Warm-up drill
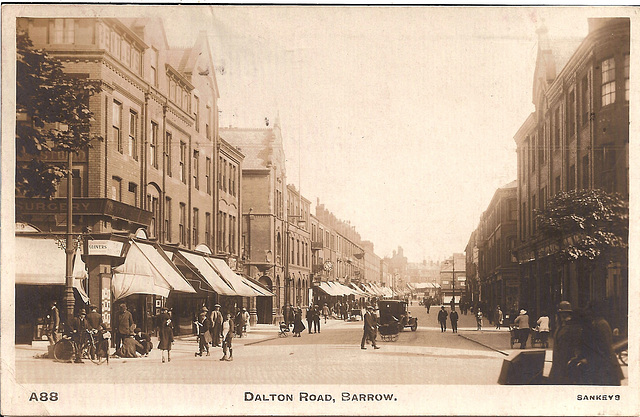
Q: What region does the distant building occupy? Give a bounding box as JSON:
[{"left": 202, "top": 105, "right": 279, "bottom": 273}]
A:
[{"left": 440, "top": 253, "right": 466, "bottom": 305}]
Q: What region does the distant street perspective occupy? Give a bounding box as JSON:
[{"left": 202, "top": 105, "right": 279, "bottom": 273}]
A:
[{"left": 11, "top": 9, "right": 629, "bottom": 389}]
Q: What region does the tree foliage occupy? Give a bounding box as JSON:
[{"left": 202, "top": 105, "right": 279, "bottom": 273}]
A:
[
  {"left": 16, "top": 30, "right": 101, "bottom": 198},
  {"left": 536, "top": 189, "right": 628, "bottom": 264}
]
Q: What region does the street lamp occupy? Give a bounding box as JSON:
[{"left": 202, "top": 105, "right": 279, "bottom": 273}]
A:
[{"left": 64, "top": 143, "right": 75, "bottom": 323}]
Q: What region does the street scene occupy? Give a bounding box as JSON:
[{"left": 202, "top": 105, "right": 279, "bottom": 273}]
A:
[{"left": 3, "top": 5, "right": 636, "bottom": 416}]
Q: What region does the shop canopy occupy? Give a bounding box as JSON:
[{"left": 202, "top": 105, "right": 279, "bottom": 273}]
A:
[
  {"left": 15, "top": 235, "right": 89, "bottom": 302},
  {"left": 349, "top": 283, "right": 369, "bottom": 297},
  {"left": 208, "top": 258, "right": 270, "bottom": 297},
  {"left": 317, "top": 282, "right": 340, "bottom": 296},
  {"left": 332, "top": 281, "right": 357, "bottom": 296},
  {"left": 112, "top": 240, "right": 195, "bottom": 300},
  {"left": 175, "top": 250, "right": 237, "bottom": 296}
]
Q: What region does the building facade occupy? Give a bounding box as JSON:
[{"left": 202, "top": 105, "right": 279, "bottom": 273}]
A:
[
  {"left": 513, "top": 18, "right": 629, "bottom": 331},
  {"left": 14, "top": 17, "right": 262, "bottom": 342},
  {"left": 286, "top": 184, "right": 312, "bottom": 308},
  {"left": 475, "top": 181, "right": 519, "bottom": 316},
  {"left": 222, "top": 124, "right": 287, "bottom": 324},
  {"left": 439, "top": 253, "right": 466, "bottom": 305}
]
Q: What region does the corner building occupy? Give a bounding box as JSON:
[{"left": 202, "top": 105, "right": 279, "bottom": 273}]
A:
[
  {"left": 15, "top": 17, "right": 248, "bottom": 340},
  {"left": 513, "top": 18, "right": 629, "bottom": 331}
]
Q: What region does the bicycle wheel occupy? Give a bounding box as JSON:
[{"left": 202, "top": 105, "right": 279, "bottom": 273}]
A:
[{"left": 53, "top": 339, "right": 74, "bottom": 361}]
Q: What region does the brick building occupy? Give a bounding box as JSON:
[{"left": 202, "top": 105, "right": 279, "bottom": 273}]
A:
[
  {"left": 513, "top": 18, "right": 629, "bottom": 330},
  {"left": 14, "top": 17, "right": 256, "bottom": 340}
]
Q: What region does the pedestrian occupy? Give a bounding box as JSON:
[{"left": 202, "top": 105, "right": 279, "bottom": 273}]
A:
[
  {"left": 115, "top": 303, "right": 134, "bottom": 351},
  {"left": 194, "top": 307, "right": 212, "bottom": 357},
  {"left": 292, "top": 307, "right": 305, "bottom": 337},
  {"left": 134, "top": 327, "right": 152, "bottom": 356},
  {"left": 157, "top": 307, "right": 174, "bottom": 363},
  {"left": 450, "top": 307, "right": 459, "bottom": 333},
  {"left": 69, "top": 308, "right": 88, "bottom": 363},
  {"left": 495, "top": 306, "right": 504, "bottom": 329},
  {"left": 210, "top": 304, "right": 223, "bottom": 347},
  {"left": 322, "top": 303, "right": 330, "bottom": 323},
  {"left": 86, "top": 304, "right": 104, "bottom": 331},
  {"left": 549, "top": 301, "right": 583, "bottom": 384},
  {"left": 220, "top": 313, "right": 234, "bottom": 361},
  {"left": 235, "top": 307, "right": 245, "bottom": 338},
  {"left": 513, "top": 309, "right": 530, "bottom": 349},
  {"left": 306, "top": 305, "right": 314, "bottom": 333},
  {"left": 242, "top": 308, "right": 250, "bottom": 333},
  {"left": 361, "top": 305, "right": 380, "bottom": 350},
  {"left": 476, "top": 310, "right": 483, "bottom": 330},
  {"left": 577, "top": 300, "right": 624, "bottom": 385},
  {"left": 44, "top": 300, "right": 60, "bottom": 345},
  {"left": 313, "top": 304, "right": 321, "bottom": 333},
  {"left": 536, "top": 311, "right": 550, "bottom": 348},
  {"left": 425, "top": 298, "right": 431, "bottom": 314},
  {"left": 438, "top": 306, "right": 448, "bottom": 332}
]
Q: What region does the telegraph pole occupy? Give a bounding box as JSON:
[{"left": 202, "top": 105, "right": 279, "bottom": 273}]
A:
[{"left": 64, "top": 151, "right": 75, "bottom": 322}]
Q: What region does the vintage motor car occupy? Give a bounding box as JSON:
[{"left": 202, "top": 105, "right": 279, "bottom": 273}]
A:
[{"left": 377, "top": 300, "right": 418, "bottom": 333}]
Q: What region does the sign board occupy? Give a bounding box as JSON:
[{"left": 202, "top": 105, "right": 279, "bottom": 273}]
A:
[
  {"left": 88, "top": 240, "right": 124, "bottom": 257},
  {"left": 101, "top": 281, "right": 111, "bottom": 325}
]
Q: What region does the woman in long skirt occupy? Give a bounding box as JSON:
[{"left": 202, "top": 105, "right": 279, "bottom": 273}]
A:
[
  {"left": 292, "top": 307, "right": 305, "bottom": 337},
  {"left": 157, "top": 307, "right": 174, "bottom": 363}
]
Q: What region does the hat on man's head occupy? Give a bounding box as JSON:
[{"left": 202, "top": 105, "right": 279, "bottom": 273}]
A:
[
  {"left": 214, "top": 304, "right": 221, "bottom": 308},
  {"left": 134, "top": 327, "right": 141, "bottom": 333},
  {"left": 520, "top": 309, "right": 526, "bottom": 315},
  {"left": 557, "top": 301, "right": 573, "bottom": 312},
  {"left": 200, "top": 306, "right": 209, "bottom": 313},
  {"left": 78, "top": 308, "right": 86, "bottom": 315}
]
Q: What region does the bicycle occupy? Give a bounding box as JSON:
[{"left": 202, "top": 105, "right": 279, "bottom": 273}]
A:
[{"left": 53, "top": 329, "right": 110, "bottom": 364}]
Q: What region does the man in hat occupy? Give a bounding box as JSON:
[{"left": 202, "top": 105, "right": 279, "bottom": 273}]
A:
[
  {"left": 69, "top": 308, "right": 88, "bottom": 363},
  {"left": 210, "top": 304, "right": 223, "bottom": 347},
  {"left": 195, "top": 306, "right": 212, "bottom": 356},
  {"left": 134, "top": 327, "right": 152, "bottom": 356},
  {"left": 549, "top": 301, "right": 583, "bottom": 384},
  {"left": 86, "top": 304, "right": 104, "bottom": 332},
  {"left": 220, "top": 313, "right": 235, "bottom": 361},
  {"left": 513, "top": 309, "right": 530, "bottom": 349},
  {"left": 361, "top": 305, "right": 380, "bottom": 350},
  {"left": 437, "top": 306, "right": 448, "bottom": 332},
  {"left": 115, "top": 302, "right": 134, "bottom": 351},
  {"left": 44, "top": 300, "right": 60, "bottom": 345}
]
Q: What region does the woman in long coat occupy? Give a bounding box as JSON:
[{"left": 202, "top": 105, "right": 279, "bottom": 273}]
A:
[
  {"left": 157, "top": 307, "right": 174, "bottom": 363},
  {"left": 292, "top": 307, "right": 305, "bottom": 337}
]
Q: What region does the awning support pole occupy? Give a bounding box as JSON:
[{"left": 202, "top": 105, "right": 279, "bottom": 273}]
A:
[{"left": 64, "top": 150, "right": 75, "bottom": 323}]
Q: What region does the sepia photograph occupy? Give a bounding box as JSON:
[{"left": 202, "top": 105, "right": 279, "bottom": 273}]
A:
[{"left": 1, "top": 4, "right": 638, "bottom": 416}]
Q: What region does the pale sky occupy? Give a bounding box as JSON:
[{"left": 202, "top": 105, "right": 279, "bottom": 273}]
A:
[{"left": 158, "top": 6, "right": 616, "bottom": 261}]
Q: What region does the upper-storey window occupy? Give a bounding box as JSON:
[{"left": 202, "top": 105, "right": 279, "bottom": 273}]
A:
[
  {"left": 132, "top": 48, "right": 141, "bottom": 75},
  {"left": 50, "top": 19, "right": 75, "bottom": 44},
  {"left": 110, "top": 31, "right": 121, "bottom": 58},
  {"left": 581, "top": 74, "right": 590, "bottom": 126},
  {"left": 568, "top": 89, "right": 576, "bottom": 138},
  {"left": 194, "top": 96, "right": 200, "bottom": 132},
  {"left": 113, "top": 100, "right": 123, "bottom": 153},
  {"left": 601, "top": 57, "right": 616, "bottom": 107},
  {"left": 150, "top": 48, "right": 158, "bottom": 87},
  {"left": 624, "top": 54, "right": 630, "bottom": 102}
]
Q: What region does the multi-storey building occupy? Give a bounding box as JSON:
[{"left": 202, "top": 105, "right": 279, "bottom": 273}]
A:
[
  {"left": 286, "top": 184, "right": 311, "bottom": 308},
  {"left": 513, "top": 18, "right": 629, "bottom": 330},
  {"left": 473, "top": 181, "right": 519, "bottom": 315},
  {"left": 15, "top": 17, "right": 253, "bottom": 339},
  {"left": 222, "top": 123, "right": 287, "bottom": 323},
  {"left": 439, "top": 253, "right": 466, "bottom": 305},
  {"left": 361, "top": 240, "right": 381, "bottom": 286}
]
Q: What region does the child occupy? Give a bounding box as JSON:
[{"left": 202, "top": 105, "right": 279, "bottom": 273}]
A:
[{"left": 194, "top": 307, "right": 212, "bottom": 357}]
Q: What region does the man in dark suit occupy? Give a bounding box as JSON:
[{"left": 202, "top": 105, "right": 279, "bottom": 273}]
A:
[
  {"left": 361, "top": 306, "right": 380, "bottom": 350},
  {"left": 306, "top": 305, "right": 314, "bottom": 334},
  {"left": 438, "top": 306, "right": 448, "bottom": 332},
  {"left": 115, "top": 303, "right": 134, "bottom": 350},
  {"left": 450, "top": 307, "right": 459, "bottom": 333}
]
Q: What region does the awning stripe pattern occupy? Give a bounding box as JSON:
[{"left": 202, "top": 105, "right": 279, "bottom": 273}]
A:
[
  {"left": 112, "top": 240, "right": 195, "bottom": 300},
  {"left": 208, "top": 258, "right": 268, "bottom": 297},
  {"left": 176, "top": 250, "right": 236, "bottom": 296}
]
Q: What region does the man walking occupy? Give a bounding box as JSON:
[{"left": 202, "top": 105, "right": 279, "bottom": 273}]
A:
[
  {"left": 306, "top": 305, "right": 314, "bottom": 333},
  {"left": 450, "top": 307, "right": 459, "bottom": 333},
  {"left": 210, "top": 304, "right": 223, "bottom": 347},
  {"left": 313, "top": 304, "right": 321, "bottom": 333},
  {"left": 438, "top": 306, "right": 448, "bottom": 332},
  {"left": 361, "top": 306, "right": 380, "bottom": 350},
  {"left": 44, "top": 300, "right": 60, "bottom": 345},
  {"left": 513, "top": 309, "right": 530, "bottom": 349},
  {"left": 220, "top": 313, "right": 234, "bottom": 361},
  {"left": 115, "top": 303, "right": 134, "bottom": 351}
]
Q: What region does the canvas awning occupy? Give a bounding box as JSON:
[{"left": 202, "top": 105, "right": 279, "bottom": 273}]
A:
[
  {"left": 112, "top": 240, "right": 195, "bottom": 300},
  {"left": 349, "top": 283, "right": 368, "bottom": 297},
  {"left": 176, "top": 250, "right": 237, "bottom": 296},
  {"left": 317, "top": 282, "right": 340, "bottom": 296},
  {"left": 15, "top": 236, "right": 89, "bottom": 301},
  {"left": 208, "top": 258, "right": 266, "bottom": 297}
]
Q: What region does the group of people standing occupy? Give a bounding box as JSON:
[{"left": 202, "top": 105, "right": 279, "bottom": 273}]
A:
[
  {"left": 436, "top": 305, "right": 460, "bottom": 333},
  {"left": 194, "top": 304, "right": 247, "bottom": 361}
]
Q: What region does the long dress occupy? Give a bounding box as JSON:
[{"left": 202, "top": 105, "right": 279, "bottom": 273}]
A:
[
  {"left": 158, "top": 313, "right": 174, "bottom": 351},
  {"left": 292, "top": 311, "right": 305, "bottom": 335}
]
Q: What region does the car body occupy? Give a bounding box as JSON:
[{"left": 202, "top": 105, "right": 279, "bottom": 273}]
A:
[{"left": 377, "top": 300, "right": 418, "bottom": 332}]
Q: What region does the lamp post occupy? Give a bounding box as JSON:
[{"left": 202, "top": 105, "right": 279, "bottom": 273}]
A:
[{"left": 64, "top": 148, "right": 75, "bottom": 323}]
